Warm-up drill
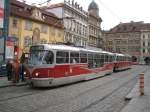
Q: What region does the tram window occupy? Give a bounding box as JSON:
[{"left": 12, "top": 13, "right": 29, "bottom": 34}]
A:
[
  {"left": 56, "top": 51, "right": 69, "bottom": 64},
  {"left": 94, "top": 54, "right": 101, "bottom": 67},
  {"left": 88, "top": 54, "right": 94, "bottom": 68},
  {"left": 119, "top": 56, "right": 121, "bottom": 61},
  {"left": 108, "top": 55, "right": 110, "bottom": 62},
  {"left": 112, "top": 56, "right": 114, "bottom": 61},
  {"left": 80, "top": 53, "right": 87, "bottom": 63},
  {"left": 43, "top": 51, "right": 54, "bottom": 64},
  {"left": 117, "top": 56, "right": 119, "bottom": 61},
  {"left": 105, "top": 55, "right": 109, "bottom": 62},
  {"left": 109, "top": 55, "right": 112, "bottom": 62},
  {"left": 70, "top": 52, "right": 79, "bottom": 63},
  {"left": 100, "top": 54, "right": 104, "bottom": 66}
]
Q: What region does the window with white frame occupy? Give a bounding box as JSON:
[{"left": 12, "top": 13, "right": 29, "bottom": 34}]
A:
[
  {"left": 25, "top": 21, "right": 33, "bottom": 31},
  {"left": 24, "top": 36, "right": 32, "bottom": 47},
  {"left": 12, "top": 18, "right": 18, "bottom": 28},
  {"left": 148, "top": 42, "right": 150, "bottom": 46},
  {"left": 41, "top": 25, "right": 48, "bottom": 33}
]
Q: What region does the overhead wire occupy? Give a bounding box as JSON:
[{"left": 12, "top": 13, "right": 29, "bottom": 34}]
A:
[{"left": 96, "top": 0, "right": 122, "bottom": 22}]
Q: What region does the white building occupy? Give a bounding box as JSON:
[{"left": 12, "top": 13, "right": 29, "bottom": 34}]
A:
[
  {"left": 88, "top": 0, "right": 102, "bottom": 47},
  {"left": 45, "top": 0, "right": 88, "bottom": 46}
]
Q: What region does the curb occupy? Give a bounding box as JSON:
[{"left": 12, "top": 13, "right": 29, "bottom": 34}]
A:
[
  {"left": 0, "top": 84, "right": 14, "bottom": 88},
  {"left": 125, "top": 81, "right": 139, "bottom": 101},
  {"left": 0, "top": 82, "right": 28, "bottom": 88},
  {"left": 15, "top": 82, "right": 28, "bottom": 87}
]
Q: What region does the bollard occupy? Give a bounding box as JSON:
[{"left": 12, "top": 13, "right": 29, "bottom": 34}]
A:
[{"left": 139, "top": 73, "right": 144, "bottom": 96}]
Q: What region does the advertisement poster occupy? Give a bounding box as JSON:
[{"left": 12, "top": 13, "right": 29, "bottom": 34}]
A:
[
  {"left": 0, "top": 0, "right": 4, "bottom": 28},
  {"left": 5, "top": 41, "right": 14, "bottom": 59}
]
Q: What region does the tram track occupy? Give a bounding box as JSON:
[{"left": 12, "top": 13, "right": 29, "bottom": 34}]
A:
[
  {"left": 73, "top": 66, "right": 146, "bottom": 99},
  {"left": 74, "top": 74, "right": 138, "bottom": 112},
  {"left": 73, "top": 66, "right": 150, "bottom": 112},
  {"left": 0, "top": 65, "right": 147, "bottom": 103},
  {"left": 0, "top": 66, "right": 139, "bottom": 102},
  {"left": 28, "top": 66, "right": 149, "bottom": 112}
]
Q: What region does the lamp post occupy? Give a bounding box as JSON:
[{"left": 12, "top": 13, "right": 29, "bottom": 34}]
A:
[{"left": 3, "top": 0, "right": 10, "bottom": 62}]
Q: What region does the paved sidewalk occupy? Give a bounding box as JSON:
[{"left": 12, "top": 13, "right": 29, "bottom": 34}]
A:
[
  {"left": 121, "top": 69, "right": 150, "bottom": 112},
  {"left": 0, "top": 77, "right": 28, "bottom": 88}
]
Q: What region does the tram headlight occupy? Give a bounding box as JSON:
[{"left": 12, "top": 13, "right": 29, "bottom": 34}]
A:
[
  {"left": 35, "top": 73, "right": 39, "bottom": 77},
  {"left": 24, "top": 72, "right": 26, "bottom": 75}
]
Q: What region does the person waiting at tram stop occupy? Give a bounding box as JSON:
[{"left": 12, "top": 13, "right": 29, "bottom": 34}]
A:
[
  {"left": 11, "top": 57, "right": 20, "bottom": 83},
  {"left": 6, "top": 59, "right": 13, "bottom": 81},
  {"left": 19, "top": 53, "right": 26, "bottom": 82}
]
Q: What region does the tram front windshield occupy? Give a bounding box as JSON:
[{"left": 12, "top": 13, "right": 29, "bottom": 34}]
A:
[{"left": 28, "top": 50, "right": 54, "bottom": 65}]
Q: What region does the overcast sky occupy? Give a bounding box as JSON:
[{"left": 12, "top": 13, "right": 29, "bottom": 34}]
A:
[{"left": 25, "top": 0, "right": 150, "bottom": 30}]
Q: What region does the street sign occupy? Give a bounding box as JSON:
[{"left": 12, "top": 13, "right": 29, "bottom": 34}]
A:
[{"left": 0, "top": 0, "right": 4, "bottom": 28}]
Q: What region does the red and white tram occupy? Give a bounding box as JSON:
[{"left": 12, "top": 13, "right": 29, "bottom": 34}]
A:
[
  {"left": 24, "top": 44, "right": 132, "bottom": 87},
  {"left": 113, "top": 53, "right": 132, "bottom": 71}
]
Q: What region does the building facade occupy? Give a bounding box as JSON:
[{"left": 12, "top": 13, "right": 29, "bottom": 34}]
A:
[
  {"left": 9, "top": 0, "right": 64, "bottom": 59},
  {"left": 103, "top": 21, "right": 150, "bottom": 62},
  {"left": 88, "top": 0, "right": 102, "bottom": 48},
  {"left": 46, "top": 0, "right": 88, "bottom": 46}
]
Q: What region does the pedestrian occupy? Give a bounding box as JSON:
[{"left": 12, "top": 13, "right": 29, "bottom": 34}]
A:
[
  {"left": 12, "top": 58, "right": 19, "bottom": 83},
  {"left": 19, "top": 53, "right": 25, "bottom": 82},
  {"left": 6, "top": 60, "right": 13, "bottom": 81}
]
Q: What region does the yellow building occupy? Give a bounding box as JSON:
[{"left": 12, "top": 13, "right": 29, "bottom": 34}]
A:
[{"left": 8, "top": 0, "right": 64, "bottom": 59}]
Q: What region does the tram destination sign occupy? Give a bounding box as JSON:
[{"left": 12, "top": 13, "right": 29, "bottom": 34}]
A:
[
  {"left": 30, "top": 45, "right": 44, "bottom": 51},
  {"left": 0, "top": 0, "right": 4, "bottom": 28}
]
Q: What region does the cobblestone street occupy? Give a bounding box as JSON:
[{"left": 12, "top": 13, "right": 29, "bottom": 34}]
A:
[{"left": 0, "top": 65, "right": 149, "bottom": 112}]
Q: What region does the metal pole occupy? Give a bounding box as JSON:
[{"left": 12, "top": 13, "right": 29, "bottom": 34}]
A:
[{"left": 3, "top": 0, "right": 10, "bottom": 62}]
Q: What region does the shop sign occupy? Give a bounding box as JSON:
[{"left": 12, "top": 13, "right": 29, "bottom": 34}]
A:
[{"left": 0, "top": 0, "right": 4, "bottom": 28}]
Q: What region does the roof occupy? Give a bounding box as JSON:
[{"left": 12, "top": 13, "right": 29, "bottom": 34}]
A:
[
  {"left": 10, "top": 0, "right": 63, "bottom": 29},
  {"left": 108, "top": 21, "right": 150, "bottom": 33},
  {"left": 45, "top": 3, "right": 64, "bottom": 9},
  {"left": 88, "top": 0, "right": 99, "bottom": 10}
]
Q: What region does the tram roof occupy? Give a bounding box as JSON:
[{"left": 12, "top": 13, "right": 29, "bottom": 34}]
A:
[
  {"left": 43, "top": 44, "right": 80, "bottom": 51},
  {"left": 114, "top": 53, "right": 124, "bottom": 56},
  {"left": 35, "top": 44, "right": 116, "bottom": 55},
  {"left": 41, "top": 44, "right": 104, "bottom": 53},
  {"left": 124, "top": 54, "right": 132, "bottom": 57},
  {"left": 101, "top": 51, "right": 114, "bottom": 55}
]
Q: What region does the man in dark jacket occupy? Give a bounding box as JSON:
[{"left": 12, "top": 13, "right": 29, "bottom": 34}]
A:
[
  {"left": 6, "top": 60, "right": 13, "bottom": 81},
  {"left": 20, "top": 53, "right": 26, "bottom": 82}
]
